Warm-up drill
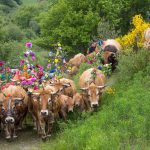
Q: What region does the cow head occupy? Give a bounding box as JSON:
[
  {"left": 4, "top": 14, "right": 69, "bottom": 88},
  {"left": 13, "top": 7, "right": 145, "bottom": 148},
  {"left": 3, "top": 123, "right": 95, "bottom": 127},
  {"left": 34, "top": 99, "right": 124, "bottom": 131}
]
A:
[
  {"left": 67, "top": 97, "right": 75, "bottom": 113},
  {"left": 49, "top": 81, "right": 71, "bottom": 94},
  {"left": 31, "top": 90, "right": 58, "bottom": 118},
  {"left": 80, "top": 83, "right": 105, "bottom": 108},
  {"left": 73, "top": 93, "right": 82, "bottom": 107},
  {"left": 0, "top": 96, "right": 24, "bottom": 140}
]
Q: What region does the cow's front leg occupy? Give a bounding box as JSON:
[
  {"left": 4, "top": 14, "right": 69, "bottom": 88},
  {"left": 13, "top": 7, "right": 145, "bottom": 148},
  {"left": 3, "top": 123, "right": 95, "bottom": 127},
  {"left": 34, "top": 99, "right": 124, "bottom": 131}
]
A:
[{"left": 4, "top": 125, "right": 11, "bottom": 140}]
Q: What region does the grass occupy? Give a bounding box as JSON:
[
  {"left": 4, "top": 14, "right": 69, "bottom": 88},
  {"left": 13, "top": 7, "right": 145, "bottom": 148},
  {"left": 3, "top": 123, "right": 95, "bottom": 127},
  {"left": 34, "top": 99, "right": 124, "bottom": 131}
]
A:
[{"left": 40, "top": 49, "right": 150, "bottom": 150}]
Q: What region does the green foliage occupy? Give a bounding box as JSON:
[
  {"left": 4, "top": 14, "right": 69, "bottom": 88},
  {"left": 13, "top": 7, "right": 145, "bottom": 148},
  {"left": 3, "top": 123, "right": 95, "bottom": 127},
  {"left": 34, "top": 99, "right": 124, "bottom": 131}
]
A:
[
  {"left": 37, "top": 0, "right": 149, "bottom": 55},
  {"left": 15, "top": 5, "right": 41, "bottom": 28},
  {"left": 116, "top": 49, "right": 150, "bottom": 83},
  {"left": 1, "top": 24, "right": 25, "bottom": 41},
  {"left": 37, "top": 0, "right": 100, "bottom": 55},
  {"left": 41, "top": 49, "right": 150, "bottom": 149},
  {"left": 0, "top": 41, "right": 25, "bottom": 67},
  {"left": 97, "top": 18, "right": 121, "bottom": 40}
]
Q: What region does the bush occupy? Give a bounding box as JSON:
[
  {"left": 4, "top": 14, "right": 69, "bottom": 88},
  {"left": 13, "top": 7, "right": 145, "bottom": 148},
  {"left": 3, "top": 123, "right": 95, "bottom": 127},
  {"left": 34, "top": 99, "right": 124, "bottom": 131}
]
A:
[
  {"left": 1, "top": 24, "right": 25, "bottom": 41},
  {"left": 116, "top": 48, "right": 150, "bottom": 83},
  {"left": 97, "top": 18, "right": 121, "bottom": 40}
]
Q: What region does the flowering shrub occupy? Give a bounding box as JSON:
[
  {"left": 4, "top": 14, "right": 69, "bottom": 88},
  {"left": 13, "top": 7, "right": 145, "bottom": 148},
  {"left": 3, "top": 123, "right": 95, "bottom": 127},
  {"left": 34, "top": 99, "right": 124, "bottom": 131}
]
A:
[{"left": 116, "top": 15, "right": 150, "bottom": 51}]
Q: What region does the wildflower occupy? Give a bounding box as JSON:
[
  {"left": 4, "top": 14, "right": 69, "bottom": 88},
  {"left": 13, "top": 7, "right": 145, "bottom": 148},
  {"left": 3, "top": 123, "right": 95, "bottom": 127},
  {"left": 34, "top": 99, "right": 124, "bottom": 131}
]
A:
[
  {"left": 106, "top": 87, "right": 115, "bottom": 95},
  {"left": 54, "top": 59, "right": 59, "bottom": 63},
  {"left": 47, "top": 63, "right": 51, "bottom": 68},
  {"left": 25, "top": 42, "right": 32, "bottom": 48},
  {"left": 20, "top": 60, "right": 25, "bottom": 66},
  {"left": 32, "top": 56, "right": 36, "bottom": 61}
]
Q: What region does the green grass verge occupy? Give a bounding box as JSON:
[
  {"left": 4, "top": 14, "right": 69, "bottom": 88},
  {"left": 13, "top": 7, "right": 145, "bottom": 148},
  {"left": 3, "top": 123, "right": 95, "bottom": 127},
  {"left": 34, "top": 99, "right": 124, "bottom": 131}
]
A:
[{"left": 41, "top": 49, "right": 150, "bottom": 150}]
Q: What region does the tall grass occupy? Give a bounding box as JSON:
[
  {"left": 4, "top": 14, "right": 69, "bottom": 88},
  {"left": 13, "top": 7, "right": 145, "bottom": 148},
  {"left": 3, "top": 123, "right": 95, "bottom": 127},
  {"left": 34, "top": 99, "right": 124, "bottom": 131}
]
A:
[{"left": 41, "top": 49, "right": 150, "bottom": 150}]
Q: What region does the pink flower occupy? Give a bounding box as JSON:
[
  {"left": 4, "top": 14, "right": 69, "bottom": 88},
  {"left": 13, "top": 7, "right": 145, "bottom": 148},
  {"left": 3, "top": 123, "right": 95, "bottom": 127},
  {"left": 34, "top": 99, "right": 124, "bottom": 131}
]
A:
[
  {"left": 34, "top": 86, "right": 38, "bottom": 90},
  {"left": 27, "top": 80, "right": 33, "bottom": 85},
  {"left": 21, "top": 81, "right": 27, "bottom": 85},
  {"left": 31, "top": 77, "right": 36, "bottom": 82},
  {"left": 47, "top": 63, "right": 51, "bottom": 68},
  {"left": 25, "top": 42, "right": 32, "bottom": 48},
  {"left": 32, "top": 56, "right": 36, "bottom": 61},
  {"left": 39, "top": 67, "right": 43, "bottom": 72},
  {"left": 20, "top": 60, "right": 25, "bottom": 66}
]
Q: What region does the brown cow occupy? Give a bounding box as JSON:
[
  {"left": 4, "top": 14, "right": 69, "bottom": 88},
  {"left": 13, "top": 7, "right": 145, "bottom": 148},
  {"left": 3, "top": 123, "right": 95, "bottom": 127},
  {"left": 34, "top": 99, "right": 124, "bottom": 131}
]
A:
[
  {"left": 52, "top": 94, "right": 75, "bottom": 121},
  {"left": 73, "top": 93, "right": 87, "bottom": 112},
  {"left": 144, "top": 28, "right": 150, "bottom": 50},
  {"left": 68, "top": 66, "right": 79, "bottom": 76},
  {"left": 79, "top": 68, "right": 106, "bottom": 110},
  {"left": 28, "top": 88, "right": 55, "bottom": 140},
  {"left": 48, "top": 78, "right": 76, "bottom": 97},
  {"left": 0, "top": 85, "right": 28, "bottom": 140},
  {"left": 68, "top": 53, "right": 86, "bottom": 67},
  {"left": 59, "top": 78, "right": 76, "bottom": 97}
]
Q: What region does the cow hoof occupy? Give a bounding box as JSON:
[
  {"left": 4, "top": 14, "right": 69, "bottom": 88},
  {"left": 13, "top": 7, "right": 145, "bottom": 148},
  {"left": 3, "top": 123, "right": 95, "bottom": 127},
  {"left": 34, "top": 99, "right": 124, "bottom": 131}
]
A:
[
  {"left": 33, "top": 127, "right": 37, "bottom": 130},
  {"left": 6, "top": 135, "right": 11, "bottom": 140},
  {"left": 17, "top": 127, "right": 23, "bottom": 130},
  {"left": 47, "top": 134, "right": 51, "bottom": 137},
  {"left": 13, "top": 135, "right": 18, "bottom": 139},
  {"left": 42, "top": 136, "right": 47, "bottom": 142}
]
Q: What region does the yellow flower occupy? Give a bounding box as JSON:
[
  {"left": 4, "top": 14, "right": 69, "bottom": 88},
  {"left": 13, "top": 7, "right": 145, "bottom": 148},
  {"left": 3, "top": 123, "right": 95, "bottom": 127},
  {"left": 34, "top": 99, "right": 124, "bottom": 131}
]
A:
[
  {"left": 45, "top": 73, "right": 49, "bottom": 78},
  {"left": 54, "top": 59, "right": 59, "bottom": 63},
  {"left": 23, "top": 65, "right": 27, "bottom": 71},
  {"left": 58, "top": 43, "right": 61, "bottom": 47},
  {"left": 106, "top": 87, "right": 115, "bottom": 95},
  {"left": 116, "top": 14, "right": 150, "bottom": 52}
]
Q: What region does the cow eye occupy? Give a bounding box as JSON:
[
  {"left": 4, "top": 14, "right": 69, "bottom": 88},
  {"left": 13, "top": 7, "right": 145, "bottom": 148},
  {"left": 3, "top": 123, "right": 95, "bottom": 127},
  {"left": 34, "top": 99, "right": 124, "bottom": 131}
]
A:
[
  {"left": 48, "top": 98, "right": 52, "bottom": 104},
  {"left": 1, "top": 107, "right": 5, "bottom": 113}
]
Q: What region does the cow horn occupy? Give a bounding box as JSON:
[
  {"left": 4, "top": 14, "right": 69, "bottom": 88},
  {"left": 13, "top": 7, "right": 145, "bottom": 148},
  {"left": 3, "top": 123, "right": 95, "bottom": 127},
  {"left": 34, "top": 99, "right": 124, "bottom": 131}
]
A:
[
  {"left": 63, "top": 83, "right": 71, "bottom": 87},
  {"left": 32, "top": 93, "right": 40, "bottom": 96},
  {"left": 80, "top": 87, "right": 88, "bottom": 91},
  {"left": 13, "top": 97, "right": 25, "bottom": 101},
  {"left": 97, "top": 85, "right": 106, "bottom": 89}
]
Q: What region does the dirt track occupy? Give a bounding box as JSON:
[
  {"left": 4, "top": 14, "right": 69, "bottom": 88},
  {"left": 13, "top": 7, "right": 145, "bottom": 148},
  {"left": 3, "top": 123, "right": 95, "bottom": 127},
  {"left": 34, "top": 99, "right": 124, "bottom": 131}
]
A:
[{"left": 0, "top": 125, "right": 42, "bottom": 150}]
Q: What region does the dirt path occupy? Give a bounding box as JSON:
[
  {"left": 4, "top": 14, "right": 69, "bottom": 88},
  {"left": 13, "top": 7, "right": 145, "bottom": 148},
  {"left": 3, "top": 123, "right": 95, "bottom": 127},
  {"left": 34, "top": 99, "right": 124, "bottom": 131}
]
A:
[{"left": 0, "top": 125, "right": 42, "bottom": 150}]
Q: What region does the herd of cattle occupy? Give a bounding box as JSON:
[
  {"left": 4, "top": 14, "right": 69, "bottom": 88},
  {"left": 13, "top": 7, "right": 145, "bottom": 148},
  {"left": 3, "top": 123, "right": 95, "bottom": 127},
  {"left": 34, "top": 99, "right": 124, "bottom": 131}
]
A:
[
  {"left": 0, "top": 28, "right": 149, "bottom": 141},
  {"left": 0, "top": 69, "right": 106, "bottom": 141}
]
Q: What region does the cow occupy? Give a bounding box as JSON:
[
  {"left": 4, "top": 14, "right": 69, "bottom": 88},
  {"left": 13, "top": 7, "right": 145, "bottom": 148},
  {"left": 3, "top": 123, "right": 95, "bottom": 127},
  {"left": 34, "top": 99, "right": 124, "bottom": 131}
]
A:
[
  {"left": 101, "top": 39, "right": 121, "bottom": 71},
  {"left": 28, "top": 88, "right": 55, "bottom": 141},
  {"left": 0, "top": 93, "right": 5, "bottom": 133},
  {"left": 68, "top": 53, "right": 86, "bottom": 68},
  {"left": 102, "top": 39, "right": 122, "bottom": 52},
  {"left": 48, "top": 78, "right": 76, "bottom": 97},
  {"left": 68, "top": 66, "right": 79, "bottom": 76},
  {"left": 144, "top": 28, "right": 150, "bottom": 50},
  {"left": 59, "top": 78, "right": 76, "bottom": 97},
  {"left": 52, "top": 93, "right": 75, "bottom": 121},
  {"left": 79, "top": 68, "right": 106, "bottom": 110},
  {"left": 73, "top": 93, "right": 87, "bottom": 112},
  {"left": 102, "top": 51, "right": 118, "bottom": 71},
  {"left": 0, "top": 85, "right": 28, "bottom": 140}
]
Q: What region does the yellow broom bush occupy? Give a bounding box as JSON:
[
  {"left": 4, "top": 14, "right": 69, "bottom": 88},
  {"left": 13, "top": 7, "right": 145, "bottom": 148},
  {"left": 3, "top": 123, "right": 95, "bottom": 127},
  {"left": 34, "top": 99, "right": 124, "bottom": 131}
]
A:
[{"left": 116, "top": 15, "right": 150, "bottom": 51}]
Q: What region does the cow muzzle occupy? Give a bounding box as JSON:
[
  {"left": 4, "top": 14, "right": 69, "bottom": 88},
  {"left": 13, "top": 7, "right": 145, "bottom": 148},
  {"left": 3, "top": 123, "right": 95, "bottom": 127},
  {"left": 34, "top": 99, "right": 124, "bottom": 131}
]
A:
[
  {"left": 41, "top": 110, "right": 49, "bottom": 116},
  {"left": 91, "top": 102, "right": 99, "bottom": 108},
  {"left": 68, "top": 108, "right": 73, "bottom": 113},
  {"left": 5, "top": 116, "right": 15, "bottom": 124},
  {"left": 75, "top": 103, "right": 80, "bottom": 107}
]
